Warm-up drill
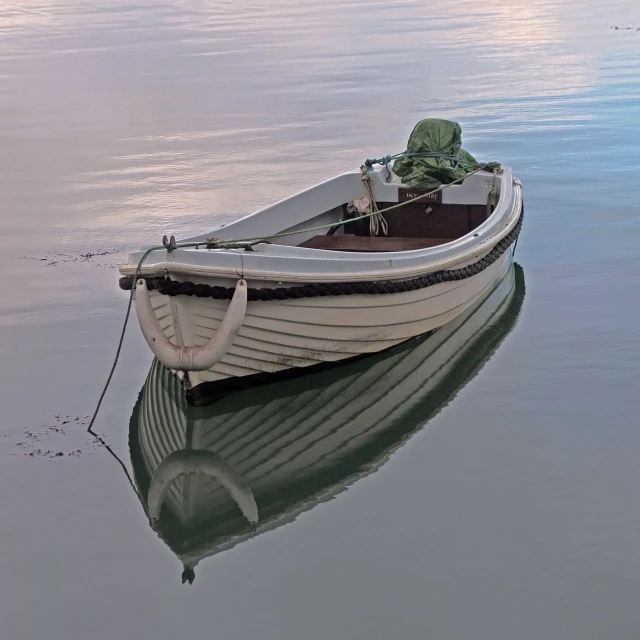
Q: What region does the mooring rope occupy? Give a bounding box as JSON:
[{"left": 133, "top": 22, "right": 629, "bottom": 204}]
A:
[{"left": 87, "top": 244, "right": 165, "bottom": 431}]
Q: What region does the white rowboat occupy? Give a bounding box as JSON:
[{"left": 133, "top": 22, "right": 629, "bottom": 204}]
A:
[{"left": 119, "top": 160, "right": 523, "bottom": 404}]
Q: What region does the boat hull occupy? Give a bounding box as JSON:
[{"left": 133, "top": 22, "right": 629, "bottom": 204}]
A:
[{"left": 145, "top": 246, "right": 514, "bottom": 400}]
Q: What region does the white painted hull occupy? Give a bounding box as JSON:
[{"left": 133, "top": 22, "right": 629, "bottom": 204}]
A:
[{"left": 149, "top": 248, "right": 514, "bottom": 388}]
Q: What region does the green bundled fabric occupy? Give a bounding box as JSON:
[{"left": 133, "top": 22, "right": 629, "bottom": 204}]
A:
[{"left": 392, "top": 118, "right": 478, "bottom": 191}]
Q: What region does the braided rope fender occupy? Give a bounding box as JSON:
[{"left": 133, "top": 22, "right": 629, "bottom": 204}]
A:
[{"left": 120, "top": 205, "right": 523, "bottom": 301}]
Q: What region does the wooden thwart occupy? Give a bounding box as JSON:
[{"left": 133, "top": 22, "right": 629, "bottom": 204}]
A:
[{"left": 299, "top": 235, "right": 455, "bottom": 252}]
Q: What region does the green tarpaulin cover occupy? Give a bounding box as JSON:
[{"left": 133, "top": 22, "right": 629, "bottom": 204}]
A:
[{"left": 392, "top": 118, "right": 478, "bottom": 191}]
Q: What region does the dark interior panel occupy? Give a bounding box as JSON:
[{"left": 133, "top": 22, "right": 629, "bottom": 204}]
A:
[{"left": 298, "top": 201, "right": 490, "bottom": 252}]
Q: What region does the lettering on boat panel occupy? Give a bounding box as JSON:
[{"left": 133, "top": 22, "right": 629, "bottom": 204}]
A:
[
  {"left": 398, "top": 187, "right": 443, "bottom": 204},
  {"left": 481, "top": 177, "right": 495, "bottom": 189}
]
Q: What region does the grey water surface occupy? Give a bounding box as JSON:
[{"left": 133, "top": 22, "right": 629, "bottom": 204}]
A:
[{"left": 1, "top": 1, "right": 640, "bottom": 638}]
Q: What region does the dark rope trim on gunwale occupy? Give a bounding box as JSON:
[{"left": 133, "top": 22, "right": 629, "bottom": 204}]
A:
[{"left": 120, "top": 206, "right": 523, "bottom": 301}]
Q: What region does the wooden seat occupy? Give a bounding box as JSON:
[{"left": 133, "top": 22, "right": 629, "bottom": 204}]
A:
[{"left": 299, "top": 235, "right": 454, "bottom": 252}]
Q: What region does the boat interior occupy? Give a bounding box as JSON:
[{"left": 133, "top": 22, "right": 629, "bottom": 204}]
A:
[
  {"left": 277, "top": 171, "right": 503, "bottom": 253},
  {"left": 179, "top": 169, "right": 504, "bottom": 255},
  {"left": 299, "top": 197, "right": 494, "bottom": 252}
]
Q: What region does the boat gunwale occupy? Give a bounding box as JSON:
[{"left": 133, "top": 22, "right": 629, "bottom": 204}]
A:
[
  {"left": 120, "top": 183, "right": 521, "bottom": 284},
  {"left": 119, "top": 164, "right": 521, "bottom": 284}
]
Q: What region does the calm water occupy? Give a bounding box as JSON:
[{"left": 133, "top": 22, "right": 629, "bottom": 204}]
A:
[{"left": 2, "top": 0, "right": 640, "bottom": 637}]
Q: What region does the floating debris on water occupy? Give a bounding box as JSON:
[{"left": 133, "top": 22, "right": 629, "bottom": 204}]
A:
[
  {"left": 9, "top": 414, "right": 106, "bottom": 459},
  {"left": 20, "top": 248, "right": 122, "bottom": 268}
]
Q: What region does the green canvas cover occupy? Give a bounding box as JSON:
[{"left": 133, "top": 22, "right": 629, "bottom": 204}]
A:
[{"left": 392, "top": 118, "right": 478, "bottom": 191}]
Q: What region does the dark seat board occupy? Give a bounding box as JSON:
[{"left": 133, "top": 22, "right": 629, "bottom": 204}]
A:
[{"left": 299, "top": 235, "right": 455, "bottom": 252}]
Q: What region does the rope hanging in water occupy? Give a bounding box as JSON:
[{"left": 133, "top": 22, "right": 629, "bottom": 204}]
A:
[{"left": 87, "top": 244, "right": 171, "bottom": 431}]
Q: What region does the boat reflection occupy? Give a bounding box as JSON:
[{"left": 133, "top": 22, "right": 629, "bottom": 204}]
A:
[{"left": 129, "top": 263, "right": 525, "bottom": 583}]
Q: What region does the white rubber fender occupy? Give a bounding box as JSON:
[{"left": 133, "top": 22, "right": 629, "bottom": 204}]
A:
[
  {"left": 135, "top": 278, "right": 247, "bottom": 371},
  {"left": 148, "top": 449, "right": 258, "bottom": 525}
]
